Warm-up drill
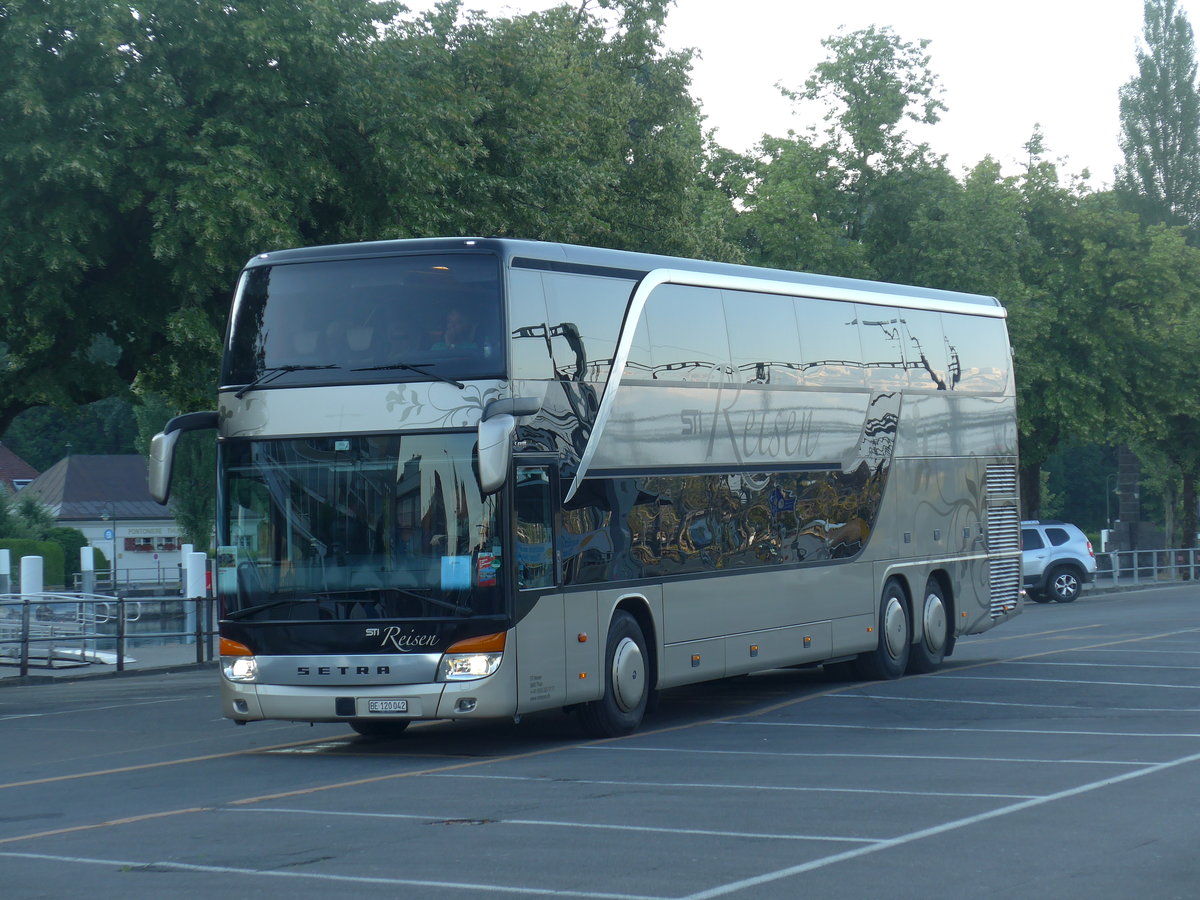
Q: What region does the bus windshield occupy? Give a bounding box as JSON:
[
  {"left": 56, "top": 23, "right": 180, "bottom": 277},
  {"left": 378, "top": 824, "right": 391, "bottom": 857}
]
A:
[
  {"left": 222, "top": 252, "right": 504, "bottom": 388},
  {"left": 219, "top": 433, "right": 503, "bottom": 621}
]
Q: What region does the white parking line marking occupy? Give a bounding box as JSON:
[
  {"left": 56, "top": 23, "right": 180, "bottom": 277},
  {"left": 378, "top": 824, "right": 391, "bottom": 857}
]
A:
[
  {"left": 584, "top": 745, "right": 1148, "bottom": 767},
  {"left": 425, "top": 773, "right": 1037, "bottom": 800},
  {"left": 717, "top": 720, "right": 1200, "bottom": 738},
  {"left": 1003, "top": 660, "right": 1200, "bottom": 670},
  {"left": 1060, "top": 648, "right": 1200, "bottom": 656},
  {"left": 936, "top": 674, "right": 1200, "bottom": 690},
  {"left": 828, "top": 692, "right": 1200, "bottom": 714},
  {"left": 226, "top": 806, "right": 880, "bottom": 844},
  {"left": 0, "top": 852, "right": 664, "bottom": 899},
  {"left": 0, "top": 698, "right": 187, "bottom": 721},
  {"left": 679, "top": 746, "right": 1200, "bottom": 899}
]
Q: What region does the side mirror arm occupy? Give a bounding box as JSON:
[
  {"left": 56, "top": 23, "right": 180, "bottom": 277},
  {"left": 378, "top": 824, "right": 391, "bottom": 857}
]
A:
[{"left": 149, "top": 411, "right": 219, "bottom": 504}]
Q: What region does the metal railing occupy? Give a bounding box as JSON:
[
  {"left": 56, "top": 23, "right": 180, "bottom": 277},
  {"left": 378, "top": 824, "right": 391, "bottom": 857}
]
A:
[
  {"left": 72, "top": 567, "right": 185, "bottom": 595},
  {"left": 0, "top": 592, "right": 216, "bottom": 678},
  {"left": 1094, "top": 549, "right": 1200, "bottom": 587}
]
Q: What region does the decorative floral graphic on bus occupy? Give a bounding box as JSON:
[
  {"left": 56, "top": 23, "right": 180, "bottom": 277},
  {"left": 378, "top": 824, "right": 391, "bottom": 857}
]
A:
[{"left": 384, "top": 382, "right": 507, "bottom": 428}]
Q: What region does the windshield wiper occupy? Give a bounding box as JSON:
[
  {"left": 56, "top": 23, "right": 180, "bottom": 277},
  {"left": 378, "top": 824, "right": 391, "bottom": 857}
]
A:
[
  {"left": 225, "top": 598, "right": 312, "bottom": 620},
  {"left": 389, "top": 586, "right": 473, "bottom": 617},
  {"left": 235, "top": 365, "right": 340, "bottom": 399},
  {"left": 351, "top": 361, "right": 464, "bottom": 389}
]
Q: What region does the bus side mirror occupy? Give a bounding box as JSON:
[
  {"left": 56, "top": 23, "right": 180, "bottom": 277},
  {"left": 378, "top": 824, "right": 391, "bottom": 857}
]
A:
[
  {"left": 149, "top": 411, "right": 219, "bottom": 504},
  {"left": 477, "top": 397, "right": 539, "bottom": 494},
  {"left": 477, "top": 414, "right": 516, "bottom": 495}
]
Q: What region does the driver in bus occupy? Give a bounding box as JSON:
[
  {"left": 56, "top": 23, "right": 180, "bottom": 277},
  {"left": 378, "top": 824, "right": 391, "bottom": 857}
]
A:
[{"left": 430, "top": 306, "right": 478, "bottom": 352}]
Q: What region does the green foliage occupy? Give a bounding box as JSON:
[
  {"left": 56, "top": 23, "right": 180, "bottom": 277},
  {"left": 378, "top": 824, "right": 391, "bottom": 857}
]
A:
[
  {"left": 4, "top": 396, "right": 138, "bottom": 471},
  {"left": 0, "top": 485, "right": 54, "bottom": 540},
  {"left": 0, "top": 0, "right": 737, "bottom": 433},
  {"left": 0, "top": 540, "right": 65, "bottom": 588},
  {"left": 0, "top": 0, "right": 404, "bottom": 429},
  {"left": 44, "top": 527, "right": 88, "bottom": 583},
  {"left": 1117, "top": 0, "right": 1200, "bottom": 234}
]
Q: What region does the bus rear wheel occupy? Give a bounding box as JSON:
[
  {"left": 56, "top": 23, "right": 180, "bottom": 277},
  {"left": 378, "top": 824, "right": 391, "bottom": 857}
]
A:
[
  {"left": 855, "top": 578, "right": 911, "bottom": 680},
  {"left": 907, "top": 577, "right": 949, "bottom": 674},
  {"left": 580, "top": 610, "right": 649, "bottom": 738},
  {"left": 349, "top": 719, "right": 411, "bottom": 738}
]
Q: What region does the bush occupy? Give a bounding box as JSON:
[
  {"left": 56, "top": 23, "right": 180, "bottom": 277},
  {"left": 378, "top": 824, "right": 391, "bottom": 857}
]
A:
[
  {"left": 44, "top": 528, "right": 89, "bottom": 584},
  {"left": 0, "top": 539, "right": 66, "bottom": 589}
]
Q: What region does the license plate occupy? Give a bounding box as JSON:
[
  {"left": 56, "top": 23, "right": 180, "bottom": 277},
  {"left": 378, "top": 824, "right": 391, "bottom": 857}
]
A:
[{"left": 367, "top": 699, "right": 409, "bottom": 713}]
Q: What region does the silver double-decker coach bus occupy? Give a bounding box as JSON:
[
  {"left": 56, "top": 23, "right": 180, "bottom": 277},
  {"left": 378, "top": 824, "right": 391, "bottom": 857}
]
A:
[{"left": 150, "top": 237, "right": 1021, "bottom": 738}]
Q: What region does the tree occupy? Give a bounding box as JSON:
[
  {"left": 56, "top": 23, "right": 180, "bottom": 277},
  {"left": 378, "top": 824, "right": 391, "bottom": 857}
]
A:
[
  {"left": 790, "top": 25, "right": 946, "bottom": 242},
  {"left": 1014, "top": 150, "right": 1200, "bottom": 517},
  {"left": 3, "top": 397, "right": 138, "bottom": 471},
  {"left": 380, "top": 0, "right": 735, "bottom": 259},
  {"left": 1117, "top": 0, "right": 1200, "bottom": 235},
  {"left": 737, "top": 132, "right": 872, "bottom": 277},
  {"left": 0, "top": 0, "right": 407, "bottom": 426},
  {"left": 1, "top": 0, "right": 739, "bottom": 432}
]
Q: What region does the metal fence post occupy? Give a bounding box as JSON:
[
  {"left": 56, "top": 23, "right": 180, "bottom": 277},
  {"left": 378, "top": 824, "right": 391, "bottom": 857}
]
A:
[
  {"left": 115, "top": 594, "right": 126, "bottom": 672},
  {"left": 19, "top": 594, "right": 30, "bottom": 678}
]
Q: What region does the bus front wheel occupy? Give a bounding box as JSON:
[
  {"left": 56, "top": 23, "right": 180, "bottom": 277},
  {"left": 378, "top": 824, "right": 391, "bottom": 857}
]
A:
[
  {"left": 580, "top": 610, "right": 649, "bottom": 738},
  {"left": 856, "top": 578, "right": 911, "bottom": 680}
]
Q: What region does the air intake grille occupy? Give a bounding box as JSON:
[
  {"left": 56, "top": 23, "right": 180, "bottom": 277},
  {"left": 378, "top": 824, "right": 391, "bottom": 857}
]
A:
[
  {"left": 989, "top": 557, "right": 1021, "bottom": 618},
  {"left": 986, "top": 464, "right": 1018, "bottom": 496},
  {"left": 986, "top": 506, "right": 1021, "bottom": 553}
]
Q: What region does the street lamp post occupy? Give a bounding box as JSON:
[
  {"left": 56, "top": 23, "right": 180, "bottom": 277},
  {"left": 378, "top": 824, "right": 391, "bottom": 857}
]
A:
[
  {"left": 101, "top": 502, "right": 119, "bottom": 594},
  {"left": 1106, "top": 473, "right": 1119, "bottom": 529}
]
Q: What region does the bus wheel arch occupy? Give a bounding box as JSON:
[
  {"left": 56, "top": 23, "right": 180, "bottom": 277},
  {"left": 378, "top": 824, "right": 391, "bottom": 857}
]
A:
[
  {"left": 579, "top": 602, "right": 654, "bottom": 737},
  {"left": 855, "top": 576, "right": 912, "bottom": 680},
  {"left": 908, "top": 571, "right": 953, "bottom": 674}
]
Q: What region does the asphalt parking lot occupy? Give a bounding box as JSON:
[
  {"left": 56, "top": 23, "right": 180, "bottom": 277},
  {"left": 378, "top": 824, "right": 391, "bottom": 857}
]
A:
[{"left": 1, "top": 583, "right": 1198, "bottom": 899}]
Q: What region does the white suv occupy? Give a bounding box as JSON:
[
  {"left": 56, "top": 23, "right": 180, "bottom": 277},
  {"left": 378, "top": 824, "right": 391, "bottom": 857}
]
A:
[{"left": 1021, "top": 520, "right": 1097, "bottom": 603}]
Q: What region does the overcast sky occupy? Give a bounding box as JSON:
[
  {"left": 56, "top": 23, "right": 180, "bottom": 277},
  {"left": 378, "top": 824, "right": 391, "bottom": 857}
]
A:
[{"left": 403, "top": 0, "right": 1200, "bottom": 187}]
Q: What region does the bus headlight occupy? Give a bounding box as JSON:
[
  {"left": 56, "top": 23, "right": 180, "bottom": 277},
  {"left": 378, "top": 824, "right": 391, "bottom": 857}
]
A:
[
  {"left": 437, "top": 630, "right": 506, "bottom": 682},
  {"left": 438, "top": 651, "right": 503, "bottom": 681},
  {"left": 220, "top": 637, "right": 258, "bottom": 683},
  {"left": 223, "top": 655, "right": 259, "bottom": 683}
]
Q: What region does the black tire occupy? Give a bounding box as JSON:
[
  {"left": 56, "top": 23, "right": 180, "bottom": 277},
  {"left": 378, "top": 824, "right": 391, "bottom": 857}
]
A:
[
  {"left": 349, "top": 719, "right": 411, "bottom": 738},
  {"left": 1029, "top": 591, "right": 1054, "bottom": 604},
  {"left": 579, "top": 610, "right": 649, "bottom": 738},
  {"left": 907, "top": 577, "right": 950, "bottom": 674},
  {"left": 855, "top": 578, "right": 911, "bottom": 680},
  {"left": 1047, "top": 565, "right": 1082, "bottom": 602}
]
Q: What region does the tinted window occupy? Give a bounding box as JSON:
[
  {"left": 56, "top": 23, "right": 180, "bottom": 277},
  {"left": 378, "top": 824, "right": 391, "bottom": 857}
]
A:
[
  {"left": 224, "top": 253, "right": 504, "bottom": 388},
  {"left": 901, "top": 309, "right": 950, "bottom": 390},
  {"left": 644, "top": 285, "right": 731, "bottom": 383},
  {"left": 543, "top": 271, "right": 635, "bottom": 382},
  {"left": 725, "top": 290, "right": 804, "bottom": 386},
  {"left": 794, "top": 297, "right": 865, "bottom": 388},
  {"left": 1021, "top": 528, "right": 1045, "bottom": 550},
  {"left": 941, "top": 313, "right": 1010, "bottom": 393},
  {"left": 1046, "top": 528, "right": 1071, "bottom": 547},
  {"left": 507, "top": 270, "right": 555, "bottom": 380},
  {"left": 856, "top": 304, "right": 909, "bottom": 390},
  {"left": 515, "top": 467, "right": 555, "bottom": 589}
]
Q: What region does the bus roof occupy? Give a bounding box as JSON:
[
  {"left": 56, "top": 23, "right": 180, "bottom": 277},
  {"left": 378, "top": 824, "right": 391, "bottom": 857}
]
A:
[{"left": 243, "top": 237, "right": 1003, "bottom": 310}]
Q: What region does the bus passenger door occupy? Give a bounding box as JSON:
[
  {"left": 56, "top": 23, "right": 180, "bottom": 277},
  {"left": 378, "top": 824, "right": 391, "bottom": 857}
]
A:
[{"left": 513, "top": 463, "right": 569, "bottom": 712}]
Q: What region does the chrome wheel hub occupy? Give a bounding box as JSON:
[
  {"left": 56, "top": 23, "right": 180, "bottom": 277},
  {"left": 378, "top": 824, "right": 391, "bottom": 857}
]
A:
[
  {"left": 923, "top": 592, "right": 946, "bottom": 653},
  {"left": 611, "top": 636, "right": 645, "bottom": 713}
]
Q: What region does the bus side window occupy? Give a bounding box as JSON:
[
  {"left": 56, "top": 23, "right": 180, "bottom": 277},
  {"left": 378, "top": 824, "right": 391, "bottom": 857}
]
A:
[{"left": 515, "top": 466, "right": 555, "bottom": 589}]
